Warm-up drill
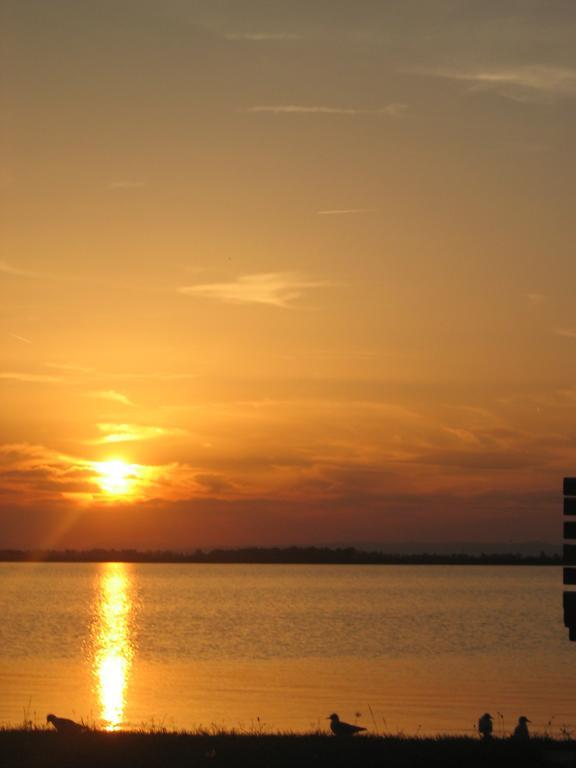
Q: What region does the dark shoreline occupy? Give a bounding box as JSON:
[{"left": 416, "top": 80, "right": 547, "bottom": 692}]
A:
[
  {"left": 0, "top": 547, "right": 562, "bottom": 565},
  {"left": 0, "top": 730, "right": 573, "bottom": 768}
]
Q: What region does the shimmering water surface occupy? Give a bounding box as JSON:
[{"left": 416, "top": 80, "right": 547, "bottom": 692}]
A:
[{"left": 0, "top": 564, "right": 573, "bottom": 735}]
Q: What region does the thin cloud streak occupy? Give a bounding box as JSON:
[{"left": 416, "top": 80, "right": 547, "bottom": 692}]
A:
[
  {"left": 555, "top": 328, "right": 576, "bottom": 339},
  {"left": 7, "top": 333, "right": 33, "bottom": 345},
  {"left": 91, "top": 423, "right": 187, "bottom": 444},
  {"left": 0, "top": 261, "right": 43, "bottom": 279},
  {"left": 89, "top": 389, "right": 135, "bottom": 406},
  {"left": 317, "top": 208, "right": 376, "bottom": 216},
  {"left": 413, "top": 64, "right": 576, "bottom": 101},
  {"left": 107, "top": 371, "right": 199, "bottom": 382},
  {"left": 47, "top": 362, "right": 93, "bottom": 373},
  {"left": 0, "top": 372, "right": 63, "bottom": 383},
  {"left": 243, "top": 104, "right": 407, "bottom": 116},
  {"left": 0, "top": 260, "right": 78, "bottom": 282},
  {"left": 225, "top": 32, "right": 302, "bottom": 41},
  {"left": 526, "top": 293, "right": 547, "bottom": 306},
  {"left": 179, "top": 272, "right": 330, "bottom": 308},
  {"left": 106, "top": 180, "right": 146, "bottom": 190}
]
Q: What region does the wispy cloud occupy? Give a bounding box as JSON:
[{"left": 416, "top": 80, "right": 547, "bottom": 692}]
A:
[
  {"left": 317, "top": 208, "right": 376, "bottom": 216},
  {"left": 46, "top": 362, "right": 93, "bottom": 374},
  {"left": 106, "top": 371, "right": 198, "bottom": 382},
  {"left": 0, "top": 261, "right": 43, "bottom": 279},
  {"left": 0, "top": 372, "right": 63, "bottom": 383},
  {"left": 243, "top": 104, "right": 407, "bottom": 116},
  {"left": 555, "top": 328, "right": 576, "bottom": 339},
  {"left": 91, "top": 423, "right": 187, "bottom": 444},
  {"left": 179, "top": 272, "right": 329, "bottom": 308},
  {"left": 7, "top": 332, "right": 33, "bottom": 345},
  {"left": 225, "top": 32, "right": 301, "bottom": 41},
  {"left": 415, "top": 65, "right": 576, "bottom": 102},
  {"left": 526, "top": 293, "right": 547, "bottom": 306},
  {"left": 106, "top": 180, "right": 146, "bottom": 190},
  {"left": 0, "top": 260, "right": 76, "bottom": 282},
  {"left": 89, "top": 389, "right": 135, "bottom": 406}
]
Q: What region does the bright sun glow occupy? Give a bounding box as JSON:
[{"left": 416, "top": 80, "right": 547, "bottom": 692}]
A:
[{"left": 94, "top": 460, "right": 138, "bottom": 496}]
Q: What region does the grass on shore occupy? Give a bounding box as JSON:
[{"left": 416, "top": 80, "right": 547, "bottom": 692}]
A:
[{"left": 2, "top": 729, "right": 576, "bottom": 768}]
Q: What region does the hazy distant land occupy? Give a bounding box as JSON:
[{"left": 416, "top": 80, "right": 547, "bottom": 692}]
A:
[{"left": 0, "top": 546, "right": 562, "bottom": 565}]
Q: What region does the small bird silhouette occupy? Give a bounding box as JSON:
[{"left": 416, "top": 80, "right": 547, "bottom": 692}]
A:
[
  {"left": 46, "top": 714, "right": 86, "bottom": 734},
  {"left": 328, "top": 713, "right": 366, "bottom": 736},
  {"left": 478, "top": 713, "right": 493, "bottom": 740},
  {"left": 512, "top": 716, "right": 531, "bottom": 740}
]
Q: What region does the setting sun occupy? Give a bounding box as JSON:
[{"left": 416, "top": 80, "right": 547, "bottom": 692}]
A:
[{"left": 94, "top": 460, "right": 138, "bottom": 496}]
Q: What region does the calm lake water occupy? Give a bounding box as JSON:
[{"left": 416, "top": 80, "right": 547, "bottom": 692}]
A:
[{"left": 0, "top": 563, "right": 573, "bottom": 735}]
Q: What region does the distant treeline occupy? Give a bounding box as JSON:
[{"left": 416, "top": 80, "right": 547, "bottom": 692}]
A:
[{"left": 0, "top": 547, "right": 562, "bottom": 565}]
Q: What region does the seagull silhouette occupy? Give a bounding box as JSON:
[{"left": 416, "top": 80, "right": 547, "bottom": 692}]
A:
[
  {"left": 512, "top": 716, "right": 531, "bottom": 740},
  {"left": 328, "top": 713, "right": 366, "bottom": 736},
  {"left": 46, "top": 714, "right": 86, "bottom": 734},
  {"left": 478, "top": 713, "right": 493, "bottom": 740}
]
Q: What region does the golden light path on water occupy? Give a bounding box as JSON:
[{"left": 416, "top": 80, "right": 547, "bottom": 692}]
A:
[{"left": 92, "top": 562, "right": 135, "bottom": 730}]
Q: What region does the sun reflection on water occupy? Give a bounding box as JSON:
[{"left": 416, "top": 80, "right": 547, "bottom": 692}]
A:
[{"left": 92, "top": 562, "right": 135, "bottom": 730}]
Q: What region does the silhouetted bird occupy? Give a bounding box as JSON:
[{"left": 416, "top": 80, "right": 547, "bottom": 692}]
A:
[
  {"left": 512, "top": 716, "right": 531, "bottom": 740},
  {"left": 328, "top": 713, "right": 366, "bottom": 736},
  {"left": 46, "top": 714, "right": 86, "bottom": 734},
  {"left": 478, "top": 713, "right": 493, "bottom": 740}
]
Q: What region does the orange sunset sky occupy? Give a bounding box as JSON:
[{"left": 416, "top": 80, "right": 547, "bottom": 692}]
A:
[{"left": 1, "top": 1, "right": 576, "bottom": 549}]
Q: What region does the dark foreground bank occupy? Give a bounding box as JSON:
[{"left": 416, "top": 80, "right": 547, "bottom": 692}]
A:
[{"left": 1, "top": 731, "right": 575, "bottom": 768}]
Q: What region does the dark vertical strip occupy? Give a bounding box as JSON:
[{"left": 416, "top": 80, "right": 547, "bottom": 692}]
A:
[{"left": 563, "top": 479, "right": 576, "bottom": 640}]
